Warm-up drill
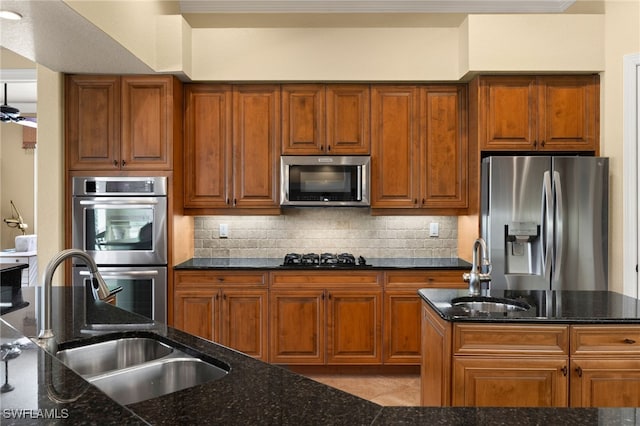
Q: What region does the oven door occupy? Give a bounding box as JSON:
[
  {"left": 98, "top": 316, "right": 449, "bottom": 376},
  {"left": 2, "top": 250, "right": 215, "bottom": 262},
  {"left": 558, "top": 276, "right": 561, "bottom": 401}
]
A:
[
  {"left": 73, "top": 266, "right": 166, "bottom": 323},
  {"left": 72, "top": 196, "right": 167, "bottom": 265}
]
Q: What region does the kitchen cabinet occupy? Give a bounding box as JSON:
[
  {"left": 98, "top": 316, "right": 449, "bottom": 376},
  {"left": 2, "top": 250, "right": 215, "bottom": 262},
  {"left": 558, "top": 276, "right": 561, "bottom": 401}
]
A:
[
  {"left": 173, "top": 271, "right": 269, "bottom": 361},
  {"left": 269, "top": 271, "right": 382, "bottom": 365},
  {"left": 384, "top": 270, "right": 466, "bottom": 365},
  {"left": 471, "top": 75, "right": 599, "bottom": 153},
  {"left": 371, "top": 85, "right": 468, "bottom": 212},
  {"left": 281, "top": 84, "right": 370, "bottom": 155},
  {"left": 570, "top": 325, "right": 640, "bottom": 407},
  {"left": 183, "top": 84, "right": 280, "bottom": 212},
  {"left": 66, "top": 74, "right": 181, "bottom": 171}
]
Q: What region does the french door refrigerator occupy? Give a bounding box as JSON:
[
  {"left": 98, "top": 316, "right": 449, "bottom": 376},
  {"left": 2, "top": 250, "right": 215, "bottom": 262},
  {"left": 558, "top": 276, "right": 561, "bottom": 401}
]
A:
[{"left": 481, "top": 156, "right": 609, "bottom": 291}]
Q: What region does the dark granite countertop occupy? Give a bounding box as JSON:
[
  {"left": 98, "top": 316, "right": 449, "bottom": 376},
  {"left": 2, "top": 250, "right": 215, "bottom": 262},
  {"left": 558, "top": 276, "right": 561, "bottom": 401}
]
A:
[
  {"left": 174, "top": 257, "right": 472, "bottom": 270},
  {"left": 418, "top": 288, "right": 640, "bottom": 324},
  {"left": 1, "top": 286, "right": 638, "bottom": 425}
]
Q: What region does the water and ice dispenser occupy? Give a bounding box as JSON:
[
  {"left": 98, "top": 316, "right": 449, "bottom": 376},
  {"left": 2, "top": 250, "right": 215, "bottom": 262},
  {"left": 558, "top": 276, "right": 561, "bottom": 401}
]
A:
[{"left": 503, "top": 222, "right": 541, "bottom": 275}]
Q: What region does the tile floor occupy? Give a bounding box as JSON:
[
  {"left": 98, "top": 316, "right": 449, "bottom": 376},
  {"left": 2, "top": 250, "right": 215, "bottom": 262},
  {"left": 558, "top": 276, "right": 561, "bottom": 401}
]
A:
[{"left": 303, "top": 373, "right": 421, "bottom": 406}]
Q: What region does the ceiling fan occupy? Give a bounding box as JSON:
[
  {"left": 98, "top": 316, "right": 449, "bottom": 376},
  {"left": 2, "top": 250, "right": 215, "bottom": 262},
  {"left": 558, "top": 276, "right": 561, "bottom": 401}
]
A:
[{"left": 1, "top": 83, "right": 37, "bottom": 128}]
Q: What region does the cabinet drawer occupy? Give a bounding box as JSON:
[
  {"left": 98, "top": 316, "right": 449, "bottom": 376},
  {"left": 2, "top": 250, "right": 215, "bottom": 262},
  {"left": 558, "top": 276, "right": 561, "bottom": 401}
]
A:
[
  {"left": 271, "top": 271, "right": 381, "bottom": 288},
  {"left": 571, "top": 326, "right": 640, "bottom": 356},
  {"left": 384, "top": 270, "right": 465, "bottom": 289},
  {"left": 174, "top": 271, "right": 268, "bottom": 288},
  {"left": 454, "top": 324, "right": 569, "bottom": 355}
]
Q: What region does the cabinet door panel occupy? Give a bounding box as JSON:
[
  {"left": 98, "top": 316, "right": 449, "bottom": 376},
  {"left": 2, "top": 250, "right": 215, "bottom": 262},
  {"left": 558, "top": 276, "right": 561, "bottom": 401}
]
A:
[
  {"left": 421, "top": 86, "right": 468, "bottom": 208},
  {"left": 121, "top": 76, "right": 172, "bottom": 170},
  {"left": 174, "top": 291, "right": 218, "bottom": 342},
  {"left": 326, "top": 85, "right": 370, "bottom": 154},
  {"left": 480, "top": 76, "right": 537, "bottom": 150},
  {"left": 184, "top": 85, "right": 232, "bottom": 208},
  {"left": 538, "top": 76, "right": 599, "bottom": 151},
  {"left": 66, "top": 75, "right": 120, "bottom": 170},
  {"left": 452, "top": 357, "right": 568, "bottom": 407},
  {"left": 270, "top": 290, "right": 324, "bottom": 364},
  {"left": 571, "top": 359, "right": 640, "bottom": 407},
  {"left": 232, "top": 85, "right": 280, "bottom": 208},
  {"left": 221, "top": 289, "right": 268, "bottom": 361},
  {"left": 327, "top": 290, "right": 382, "bottom": 364},
  {"left": 282, "top": 84, "right": 325, "bottom": 154},
  {"left": 371, "top": 86, "right": 419, "bottom": 208},
  {"left": 384, "top": 291, "right": 421, "bottom": 364}
]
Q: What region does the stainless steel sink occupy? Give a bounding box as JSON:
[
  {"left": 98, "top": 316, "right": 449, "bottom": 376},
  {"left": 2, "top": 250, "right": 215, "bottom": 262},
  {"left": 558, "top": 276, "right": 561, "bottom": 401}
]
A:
[
  {"left": 56, "top": 335, "right": 230, "bottom": 405},
  {"left": 89, "top": 357, "right": 229, "bottom": 405},
  {"left": 451, "top": 296, "right": 531, "bottom": 313},
  {"left": 57, "top": 337, "right": 173, "bottom": 376}
]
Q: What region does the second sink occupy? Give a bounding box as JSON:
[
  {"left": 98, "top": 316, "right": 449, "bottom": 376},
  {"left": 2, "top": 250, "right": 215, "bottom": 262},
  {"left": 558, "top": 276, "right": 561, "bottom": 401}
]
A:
[{"left": 451, "top": 296, "right": 531, "bottom": 313}]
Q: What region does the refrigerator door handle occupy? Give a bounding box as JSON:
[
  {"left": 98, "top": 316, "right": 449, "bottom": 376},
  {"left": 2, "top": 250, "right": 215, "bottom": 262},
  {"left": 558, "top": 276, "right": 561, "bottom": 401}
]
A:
[
  {"left": 541, "top": 171, "right": 553, "bottom": 281},
  {"left": 553, "top": 171, "right": 564, "bottom": 282}
]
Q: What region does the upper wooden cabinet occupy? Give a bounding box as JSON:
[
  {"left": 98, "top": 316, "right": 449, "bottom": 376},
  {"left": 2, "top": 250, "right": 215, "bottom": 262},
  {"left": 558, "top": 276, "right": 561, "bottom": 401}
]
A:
[
  {"left": 183, "top": 84, "right": 280, "bottom": 212},
  {"left": 371, "top": 85, "right": 468, "bottom": 211},
  {"left": 66, "top": 74, "right": 180, "bottom": 171},
  {"left": 281, "top": 84, "right": 370, "bottom": 155},
  {"left": 471, "top": 75, "right": 599, "bottom": 153}
]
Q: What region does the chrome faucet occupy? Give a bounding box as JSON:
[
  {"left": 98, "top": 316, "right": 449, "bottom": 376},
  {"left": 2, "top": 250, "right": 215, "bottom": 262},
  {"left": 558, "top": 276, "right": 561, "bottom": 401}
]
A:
[
  {"left": 463, "top": 238, "right": 492, "bottom": 296},
  {"left": 37, "top": 249, "right": 113, "bottom": 345}
]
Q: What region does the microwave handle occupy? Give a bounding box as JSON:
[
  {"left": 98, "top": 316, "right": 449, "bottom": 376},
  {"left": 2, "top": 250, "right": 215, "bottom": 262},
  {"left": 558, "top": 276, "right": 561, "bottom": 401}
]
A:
[{"left": 357, "top": 166, "right": 362, "bottom": 200}]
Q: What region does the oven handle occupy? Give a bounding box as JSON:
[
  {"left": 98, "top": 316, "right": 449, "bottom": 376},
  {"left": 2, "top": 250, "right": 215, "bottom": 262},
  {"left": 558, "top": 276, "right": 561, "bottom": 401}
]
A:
[
  {"left": 78, "top": 270, "right": 159, "bottom": 277},
  {"left": 79, "top": 199, "right": 159, "bottom": 206}
]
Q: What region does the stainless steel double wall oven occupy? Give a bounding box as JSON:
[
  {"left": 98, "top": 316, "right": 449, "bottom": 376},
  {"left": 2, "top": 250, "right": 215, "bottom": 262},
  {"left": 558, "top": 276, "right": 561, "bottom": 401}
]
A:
[{"left": 72, "top": 176, "right": 168, "bottom": 322}]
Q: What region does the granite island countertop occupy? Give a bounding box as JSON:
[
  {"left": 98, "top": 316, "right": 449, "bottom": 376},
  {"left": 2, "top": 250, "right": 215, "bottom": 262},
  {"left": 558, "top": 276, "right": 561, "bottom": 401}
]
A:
[
  {"left": 174, "top": 257, "right": 472, "bottom": 270},
  {"left": 1, "top": 286, "right": 637, "bottom": 425},
  {"left": 418, "top": 288, "right": 640, "bottom": 324}
]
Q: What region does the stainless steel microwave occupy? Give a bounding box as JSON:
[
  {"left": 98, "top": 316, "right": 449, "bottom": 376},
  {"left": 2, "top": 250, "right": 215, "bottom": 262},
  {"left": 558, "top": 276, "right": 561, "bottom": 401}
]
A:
[{"left": 280, "top": 156, "right": 370, "bottom": 207}]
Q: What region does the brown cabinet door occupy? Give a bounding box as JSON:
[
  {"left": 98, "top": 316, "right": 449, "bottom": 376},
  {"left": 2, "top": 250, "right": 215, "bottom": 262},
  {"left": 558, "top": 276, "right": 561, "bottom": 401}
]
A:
[
  {"left": 281, "top": 84, "right": 325, "bottom": 154},
  {"left": 326, "top": 289, "right": 382, "bottom": 364},
  {"left": 421, "top": 302, "right": 453, "bottom": 406},
  {"left": 174, "top": 290, "right": 219, "bottom": 342},
  {"left": 384, "top": 290, "right": 422, "bottom": 364},
  {"left": 570, "top": 359, "right": 640, "bottom": 407},
  {"left": 184, "top": 84, "right": 232, "bottom": 208},
  {"left": 269, "top": 290, "right": 325, "bottom": 364},
  {"left": 537, "top": 75, "right": 599, "bottom": 152},
  {"left": 420, "top": 85, "right": 468, "bottom": 209},
  {"left": 452, "top": 357, "right": 569, "bottom": 407},
  {"left": 65, "top": 75, "right": 121, "bottom": 170},
  {"left": 326, "top": 84, "right": 370, "bottom": 154},
  {"left": 371, "top": 85, "right": 420, "bottom": 208},
  {"left": 232, "top": 85, "right": 280, "bottom": 208},
  {"left": 478, "top": 76, "right": 537, "bottom": 151},
  {"left": 121, "top": 75, "right": 174, "bottom": 170},
  {"left": 221, "top": 288, "right": 269, "bottom": 361}
]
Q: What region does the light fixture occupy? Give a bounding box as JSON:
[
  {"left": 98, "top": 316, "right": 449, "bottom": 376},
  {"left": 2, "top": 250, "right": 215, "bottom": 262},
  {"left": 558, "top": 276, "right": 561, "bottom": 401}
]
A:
[{"left": 0, "top": 10, "right": 22, "bottom": 20}]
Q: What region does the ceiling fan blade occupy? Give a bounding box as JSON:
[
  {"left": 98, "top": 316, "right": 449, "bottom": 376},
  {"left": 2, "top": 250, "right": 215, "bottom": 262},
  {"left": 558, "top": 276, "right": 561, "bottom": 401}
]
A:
[{"left": 17, "top": 117, "right": 37, "bottom": 128}]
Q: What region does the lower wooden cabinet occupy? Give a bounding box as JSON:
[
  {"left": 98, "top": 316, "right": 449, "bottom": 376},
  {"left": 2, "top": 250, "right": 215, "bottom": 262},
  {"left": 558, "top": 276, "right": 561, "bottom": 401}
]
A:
[
  {"left": 173, "top": 271, "right": 268, "bottom": 361},
  {"left": 421, "top": 301, "right": 640, "bottom": 408},
  {"left": 269, "top": 271, "right": 382, "bottom": 365}
]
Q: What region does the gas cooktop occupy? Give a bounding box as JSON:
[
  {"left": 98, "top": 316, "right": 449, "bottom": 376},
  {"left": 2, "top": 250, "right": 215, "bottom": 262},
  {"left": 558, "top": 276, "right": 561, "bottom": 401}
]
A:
[{"left": 281, "top": 253, "right": 369, "bottom": 268}]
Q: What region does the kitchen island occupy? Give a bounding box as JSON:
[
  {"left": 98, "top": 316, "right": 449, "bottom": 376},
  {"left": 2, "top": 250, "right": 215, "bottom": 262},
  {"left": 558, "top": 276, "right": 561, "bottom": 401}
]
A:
[
  {"left": 0, "top": 286, "right": 637, "bottom": 425},
  {"left": 419, "top": 289, "right": 640, "bottom": 408}
]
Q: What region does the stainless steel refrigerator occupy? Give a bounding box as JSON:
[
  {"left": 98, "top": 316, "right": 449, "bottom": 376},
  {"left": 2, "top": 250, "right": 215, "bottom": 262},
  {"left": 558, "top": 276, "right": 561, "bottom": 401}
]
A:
[{"left": 481, "top": 156, "right": 609, "bottom": 291}]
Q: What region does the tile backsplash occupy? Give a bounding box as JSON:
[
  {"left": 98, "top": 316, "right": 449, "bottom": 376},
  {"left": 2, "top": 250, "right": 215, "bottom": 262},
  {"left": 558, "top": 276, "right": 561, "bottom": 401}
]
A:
[{"left": 194, "top": 209, "right": 457, "bottom": 259}]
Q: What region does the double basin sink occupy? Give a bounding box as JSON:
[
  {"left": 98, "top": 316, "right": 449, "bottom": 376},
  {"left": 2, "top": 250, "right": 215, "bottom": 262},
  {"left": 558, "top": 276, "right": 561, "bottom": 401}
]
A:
[
  {"left": 449, "top": 295, "right": 531, "bottom": 315},
  {"left": 56, "top": 334, "right": 230, "bottom": 405}
]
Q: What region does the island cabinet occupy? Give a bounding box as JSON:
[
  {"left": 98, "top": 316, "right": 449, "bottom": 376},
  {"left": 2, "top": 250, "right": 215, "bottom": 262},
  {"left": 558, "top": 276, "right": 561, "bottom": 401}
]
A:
[
  {"left": 173, "top": 271, "right": 269, "bottom": 361},
  {"left": 470, "top": 75, "right": 599, "bottom": 153},
  {"left": 66, "top": 74, "right": 182, "bottom": 171},
  {"left": 281, "top": 84, "right": 370, "bottom": 155},
  {"left": 570, "top": 325, "right": 640, "bottom": 407},
  {"left": 183, "top": 84, "right": 280, "bottom": 213},
  {"left": 371, "top": 85, "right": 468, "bottom": 212},
  {"left": 384, "top": 270, "right": 466, "bottom": 365},
  {"left": 269, "top": 271, "right": 382, "bottom": 365}
]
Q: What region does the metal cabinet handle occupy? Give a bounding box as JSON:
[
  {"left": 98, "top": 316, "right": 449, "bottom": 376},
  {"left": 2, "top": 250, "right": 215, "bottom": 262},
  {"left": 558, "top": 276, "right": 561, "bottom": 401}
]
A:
[
  {"left": 561, "top": 366, "right": 568, "bottom": 376},
  {"left": 113, "top": 160, "right": 118, "bottom": 167},
  {"left": 121, "top": 160, "right": 126, "bottom": 167},
  {"left": 624, "top": 338, "right": 637, "bottom": 344},
  {"left": 575, "top": 366, "right": 583, "bottom": 377}
]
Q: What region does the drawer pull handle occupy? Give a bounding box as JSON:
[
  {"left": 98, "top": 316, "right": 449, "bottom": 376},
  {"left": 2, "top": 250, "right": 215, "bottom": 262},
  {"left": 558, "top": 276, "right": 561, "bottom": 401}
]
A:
[{"left": 623, "top": 338, "right": 636, "bottom": 344}]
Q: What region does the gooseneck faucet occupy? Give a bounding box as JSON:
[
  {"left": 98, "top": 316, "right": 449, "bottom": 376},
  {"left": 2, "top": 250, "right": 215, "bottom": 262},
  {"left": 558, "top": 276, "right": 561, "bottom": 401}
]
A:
[
  {"left": 463, "top": 238, "right": 492, "bottom": 296},
  {"left": 38, "top": 249, "right": 113, "bottom": 344}
]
